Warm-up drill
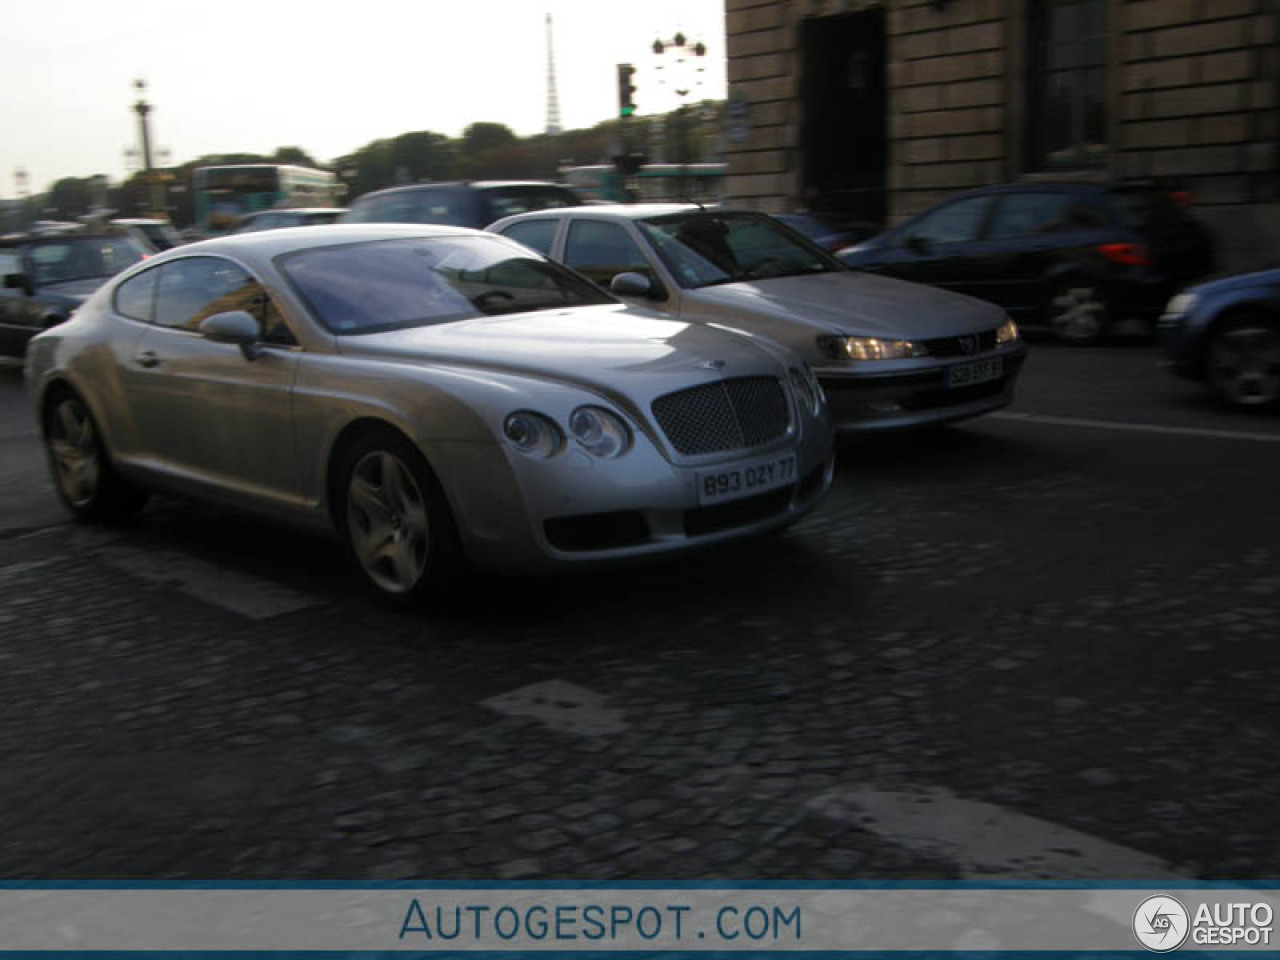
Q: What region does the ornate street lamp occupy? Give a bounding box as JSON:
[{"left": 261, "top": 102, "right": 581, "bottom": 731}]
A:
[{"left": 651, "top": 31, "right": 708, "bottom": 195}]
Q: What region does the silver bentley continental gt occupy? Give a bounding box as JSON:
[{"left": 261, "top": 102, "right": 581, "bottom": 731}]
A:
[{"left": 25, "top": 225, "right": 834, "bottom": 605}]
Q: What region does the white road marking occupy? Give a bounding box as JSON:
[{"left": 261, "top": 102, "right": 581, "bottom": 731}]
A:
[
  {"left": 0, "top": 559, "right": 57, "bottom": 584},
  {"left": 482, "top": 679, "right": 628, "bottom": 736},
  {"left": 991, "top": 410, "right": 1280, "bottom": 444},
  {"left": 808, "top": 784, "right": 1181, "bottom": 879},
  {"left": 100, "top": 541, "right": 319, "bottom": 620}
]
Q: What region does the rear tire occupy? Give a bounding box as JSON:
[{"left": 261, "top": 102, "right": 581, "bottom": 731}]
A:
[
  {"left": 43, "top": 389, "right": 148, "bottom": 521},
  {"left": 1205, "top": 314, "right": 1280, "bottom": 410},
  {"left": 335, "top": 427, "right": 463, "bottom": 607},
  {"left": 1045, "top": 279, "right": 1109, "bottom": 345}
]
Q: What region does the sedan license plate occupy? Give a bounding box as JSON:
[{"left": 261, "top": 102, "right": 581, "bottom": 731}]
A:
[
  {"left": 698, "top": 453, "right": 797, "bottom": 506},
  {"left": 947, "top": 356, "right": 1003, "bottom": 388}
]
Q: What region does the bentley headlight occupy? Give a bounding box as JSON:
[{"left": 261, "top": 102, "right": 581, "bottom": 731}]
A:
[
  {"left": 1164, "top": 292, "right": 1200, "bottom": 317},
  {"left": 825, "top": 336, "right": 920, "bottom": 361},
  {"left": 503, "top": 411, "right": 563, "bottom": 458},
  {"left": 569, "top": 406, "right": 631, "bottom": 458},
  {"left": 789, "top": 367, "right": 824, "bottom": 416},
  {"left": 996, "top": 318, "right": 1020, "bottom": 344}
]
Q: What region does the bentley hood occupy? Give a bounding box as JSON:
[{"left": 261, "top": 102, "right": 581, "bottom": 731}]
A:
[{"left": 334, "top": 303, "right": 794, "bottom": 395}]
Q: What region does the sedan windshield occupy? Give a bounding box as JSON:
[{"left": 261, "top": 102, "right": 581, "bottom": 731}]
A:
[
  {"left": 638, "top": 212, "right": 844, "bottom": 288},
  {"left": 278, "top": 235, "right": 614, "bottom": 335}
]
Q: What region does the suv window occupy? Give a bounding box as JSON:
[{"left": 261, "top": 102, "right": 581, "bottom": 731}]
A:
[
  {"left": 498, "top": 219, "right": 558, "bottom": 256},
  {"left": 986, "top": 193, "right": 1072, "bottom": 239},
  {"left": 345, "top": 188, "right": 482, "bottom": 226},
  {"left": 1108, "top": 186, "right": 1188, "bottom": 229},
  {"left": 903, "top": 195, "right": 994, "bottom": 245},
  {"left": 482, "top": 186, "right": 581, "bottom": 221},
  {"left": 153, "top": 256, "right": 290, "bottom": 343}
]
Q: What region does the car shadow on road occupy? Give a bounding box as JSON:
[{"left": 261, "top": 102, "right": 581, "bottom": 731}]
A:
[{"left": 831, "top": 419, "right": 1067, "bottom": 482}]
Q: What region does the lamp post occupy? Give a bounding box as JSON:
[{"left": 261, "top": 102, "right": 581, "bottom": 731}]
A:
[
  {"left": 131, "top": 79, "right": 169, "bottom": 219},
  {"left": 14, "top": 168, "right": 30, "bottom": 231},
  {"left": 651, "top": 31, "right": 707, "bottom": 199}
]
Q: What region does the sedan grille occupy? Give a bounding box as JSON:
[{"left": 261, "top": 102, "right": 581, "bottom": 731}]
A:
[
  {"left": 651, "top": 376, "right": 790, "bottom": 456},
  {"left": 919, "top": 329, "right": 998, "bottom": 357}
]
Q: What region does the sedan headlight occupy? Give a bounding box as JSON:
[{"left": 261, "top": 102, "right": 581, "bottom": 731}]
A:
[
  {"left": 1164, "top": 292, "right": 1200, "bottom": 317},
  {"left": 996, "top": 318, "right": 1020, "bottom": 344},
  {"left": 789, "top": 367, "right": 824, "bottom": 416},
  {"left": 820, "top": 335, "right": 920, "bottom": 361},
  {"left": 503, "top": 411, "right": 563, "bottom": 458},
  {"left": 569, "top": 406, "right": 631, "bottom": 459}
]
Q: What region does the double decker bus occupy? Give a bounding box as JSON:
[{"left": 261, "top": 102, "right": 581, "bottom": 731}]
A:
[
  {"left": 560, "top": 163, "right": 726, "bottom": 204},
  {"left": 192, "top": 164, "right": 344, "bottom": 234}
]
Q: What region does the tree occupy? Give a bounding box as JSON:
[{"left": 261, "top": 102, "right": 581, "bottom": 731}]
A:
[
  {"left": 272, "top": 146, "right": 317, "bottom": 166},
  {"left": 45, "top": 178, "right": 96, "bottom": 220},
  {"left": 462, "top": 122, "right": 517, "bottom": 158}
]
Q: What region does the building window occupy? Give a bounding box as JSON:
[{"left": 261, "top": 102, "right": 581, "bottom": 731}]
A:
[{"left": 1026, "top": 0, "right": 1107, "bottom": 170}]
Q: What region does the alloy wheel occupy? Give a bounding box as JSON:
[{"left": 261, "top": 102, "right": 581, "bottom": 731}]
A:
[
  {"left": 1049, "top": 284, "right": 1107, "bottom": 343},
  {"left": 1207, "top": 322, "right": 1280, "bottom": 408},
  {"left": 345, "top": 450, "right": 431, "bottom": 595},
  {"left": 48, "top": 397, "right": 102, "bottom": 508}
]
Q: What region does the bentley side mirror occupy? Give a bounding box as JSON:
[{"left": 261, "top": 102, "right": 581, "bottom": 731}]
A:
[{"left": 200, "top": 310, "right": 263, "bottom": 361}]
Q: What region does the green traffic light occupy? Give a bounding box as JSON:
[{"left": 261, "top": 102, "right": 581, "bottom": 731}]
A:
[{"left": 620, "top": 105, "right": 636, "bottom": 118}]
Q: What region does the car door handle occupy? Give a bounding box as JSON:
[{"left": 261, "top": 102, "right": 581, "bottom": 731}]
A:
[{"left": 136, "top": 351, "right": 159, "bottom": 368}]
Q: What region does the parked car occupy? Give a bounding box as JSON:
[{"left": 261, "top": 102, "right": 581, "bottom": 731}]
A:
[
  {"left": 488, "top": 204, "right": 1026, "bottom": 431},
  {"left": 340, "top": 181, "right": 583, "bottom": 229},
  {"left": 231, "top": 208, "right": 347, "bottom": 233},
  {"left": 1159, "top": 263, "right": 1280, "bottom": 409},
  {"left": 773, "top": 212, "right": 875, "bottom": 253},
  {"left": 111, "top": 218, "right": 185, "bottom": 253},
  {"left": 837, "top": 181, "right": 1217, "bottom": 344},
  {"left": 25, "top": 224, "right": 834, "bottom": 605},
  {"left": 0, "top": 231, "right": 147, "bottom": 357}
]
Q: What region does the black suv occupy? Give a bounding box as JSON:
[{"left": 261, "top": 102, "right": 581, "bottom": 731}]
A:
[
  {"left": 339, "top": 181, "right": 584, "bottom": 229},
  {"left": 838, "top": 181, "right": 1217, "bottom": 343},
  {"left": 1, "top": 231, "right": 147, "bottom": 357}
]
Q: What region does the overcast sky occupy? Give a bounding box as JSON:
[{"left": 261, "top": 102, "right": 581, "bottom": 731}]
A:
[{"left": 0, "top": 0, "right": 727, "bottom": 197}]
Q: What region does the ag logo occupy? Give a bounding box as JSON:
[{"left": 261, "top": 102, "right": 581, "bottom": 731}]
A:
[{"left": 1133, "top": 895, "right": 1190, "bottom": 952}]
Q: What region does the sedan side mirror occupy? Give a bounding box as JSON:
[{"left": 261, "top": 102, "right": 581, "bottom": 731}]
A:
[
  {"left": 610, "top": 271, "right": 654, "bottom": 298},
  {"left": 200, "top": 310, "right": 263, "bottom": 360},
  {"left": 906, "top": 234, "right": 930, "bottom": 256},
  {"left": 3, "top": 273, "right": 33, "bottom": 296}
]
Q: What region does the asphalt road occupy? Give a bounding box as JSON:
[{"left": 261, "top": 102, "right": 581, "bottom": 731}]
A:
[{"left": 0, "top": 340, "right": 1277, "bottom": 880}]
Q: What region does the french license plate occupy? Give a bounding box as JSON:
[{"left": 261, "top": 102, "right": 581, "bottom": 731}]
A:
[
  {"left": 947, "top": 357, "right": 1003, "bottom": 388},
  {"left": 698, "top": 453, "right": 797, "bottom": 506}
]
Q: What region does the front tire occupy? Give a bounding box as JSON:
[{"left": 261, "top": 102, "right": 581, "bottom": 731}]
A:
[
  {"left": 44, "top": 390, "right": 148, "bottom": 521},
  {"left": 1206, "top": 314, "right": 1280, "bottom": 409},
  {"left": 336, "top": 428, "right": 462, "bottom": 606},
  {"left": 1045, "top": 279, "right": 1109, "bottom": 345}
]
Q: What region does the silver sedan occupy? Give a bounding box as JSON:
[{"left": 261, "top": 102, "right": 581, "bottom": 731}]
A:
[
  {"left": 488, "top": 205, "right": 1028, "bottom": 431},
  {"left": 25, "top": 224, "right": 834, "bottom": 605}
]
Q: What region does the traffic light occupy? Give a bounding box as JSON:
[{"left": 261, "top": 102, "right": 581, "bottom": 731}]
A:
[{"left": 617, "top": 63, "right": 636, "bottom": 118}]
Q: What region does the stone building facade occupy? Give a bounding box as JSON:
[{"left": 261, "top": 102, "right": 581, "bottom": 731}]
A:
[{"left": 724, "top": 0, "right": 1280, "bottom": 268}]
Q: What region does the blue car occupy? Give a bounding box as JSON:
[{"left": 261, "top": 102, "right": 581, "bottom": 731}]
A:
[{"left": 1159, "top": 264, "right": 1280, "bottom": 409}]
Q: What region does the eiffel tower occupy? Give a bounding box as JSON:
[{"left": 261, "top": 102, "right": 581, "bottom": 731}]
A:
[{"left": 545, "top": 13, "right": 562, "bottom": 135}]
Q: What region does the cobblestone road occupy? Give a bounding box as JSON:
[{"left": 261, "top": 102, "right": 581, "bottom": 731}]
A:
[{"left": 0, "top": 348, "right": 1278, "bottom": 880}]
